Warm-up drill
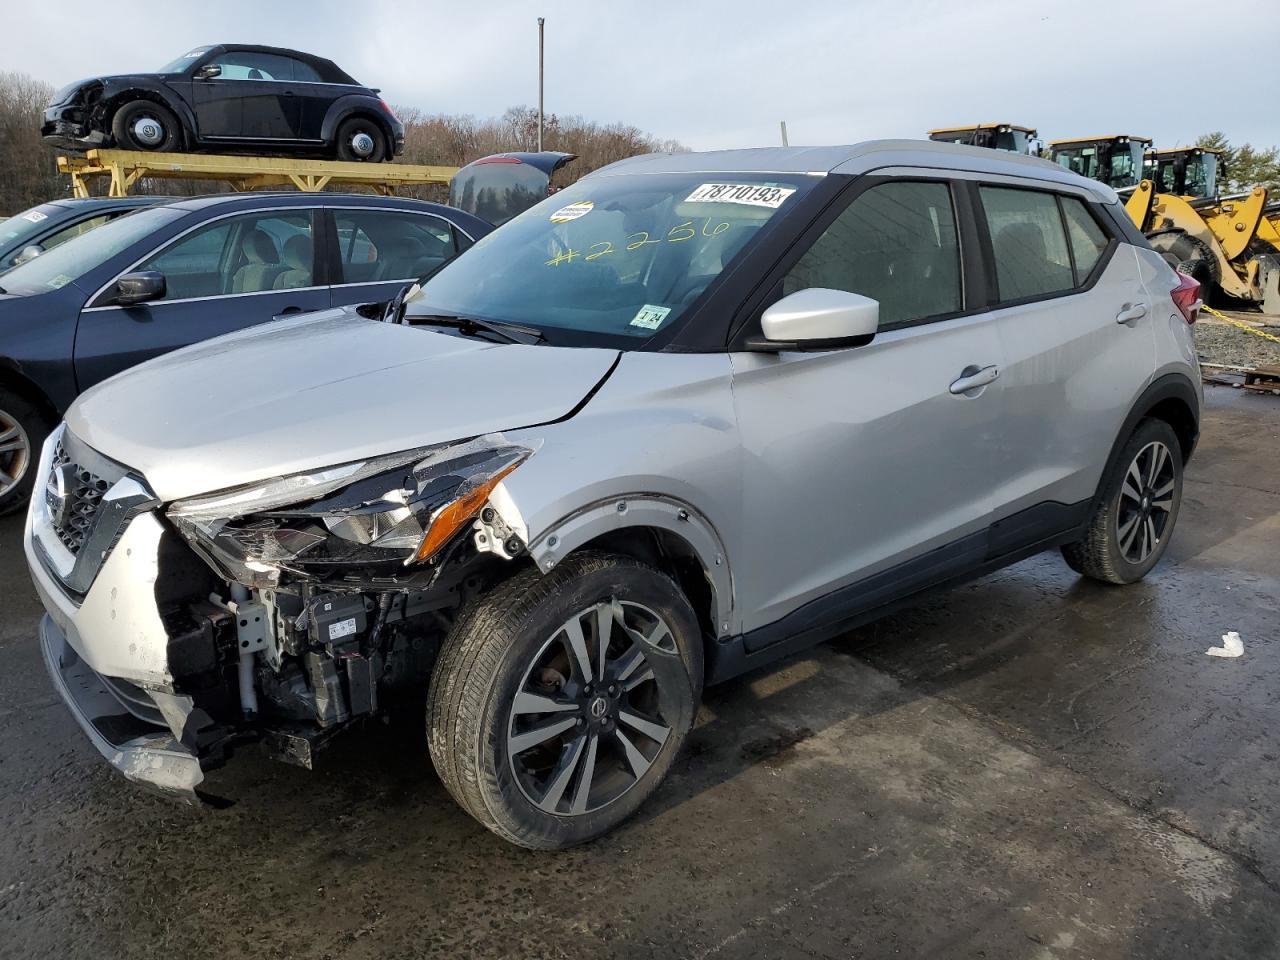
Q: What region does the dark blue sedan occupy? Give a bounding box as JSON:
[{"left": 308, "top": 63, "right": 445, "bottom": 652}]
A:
[{"left": 0, "top": 192, "right": 492, "bottom": 512}]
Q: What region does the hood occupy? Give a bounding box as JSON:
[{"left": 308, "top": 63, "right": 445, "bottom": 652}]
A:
[
  {"left": 67, "top": 308, "right": 618, "bottom": 501},
  {"left": 52, "top": 75, "right": 153, "bottom": 102}
]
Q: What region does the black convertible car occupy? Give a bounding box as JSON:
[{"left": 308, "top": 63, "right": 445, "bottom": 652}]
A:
[{"left": 42, "top": 44, "right": 404, "bottom": 162}]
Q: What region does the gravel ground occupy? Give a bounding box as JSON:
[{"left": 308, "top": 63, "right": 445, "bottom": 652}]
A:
[{"left": 1196, "top": 310, "right": 1280, "bottom": 369}]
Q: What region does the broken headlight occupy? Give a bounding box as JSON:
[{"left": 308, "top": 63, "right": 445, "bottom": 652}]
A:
[{"left": 168, "top": 435, "right": 536, "bottom": 585}]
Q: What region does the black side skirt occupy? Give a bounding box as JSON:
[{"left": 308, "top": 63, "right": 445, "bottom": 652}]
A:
[{"left": 705, "top": 499, "right": 1090, "bottom": 685}]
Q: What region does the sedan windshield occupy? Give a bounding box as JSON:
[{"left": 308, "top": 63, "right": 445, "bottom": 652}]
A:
[
  {"left": 0, "top": 206, "right": 183, "bottom": 297},
  {"left": 0, "top": 204, "right": 62, "bottom": 260},
  {"left": 409, "top": 172, "right": 815, "bottom": 345}
]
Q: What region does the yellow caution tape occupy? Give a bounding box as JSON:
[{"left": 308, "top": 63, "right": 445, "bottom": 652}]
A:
[{"left": 1202, "top": 305, "right": 1280, "bottom": 347}]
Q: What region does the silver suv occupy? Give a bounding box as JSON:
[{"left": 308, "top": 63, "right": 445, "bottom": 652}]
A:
[{"left": 25, "top": 141, "right": 1202, "bottom": 849}]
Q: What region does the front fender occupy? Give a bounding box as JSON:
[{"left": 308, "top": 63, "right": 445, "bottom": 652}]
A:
[
  {"left": 98, "top": 78, "right": 197, "bottom": 141},
  {"left": 524, "top": 494, "right": 734, "bottom": 637}
]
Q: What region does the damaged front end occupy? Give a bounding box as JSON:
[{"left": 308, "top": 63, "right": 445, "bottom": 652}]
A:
[{"left": 28, "top": 428, "right": 538, "bottom": 803}]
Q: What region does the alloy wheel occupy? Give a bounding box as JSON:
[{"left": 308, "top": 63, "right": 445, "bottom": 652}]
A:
[
  {"left": 1116, "top": 440, "right": 1176, "bottom": 564},
  {"left": 507, "top": 599, "right": 678, "bottom": 816},
  {"left": 0, "top": 408, "right": 31, "bottom": 498}
]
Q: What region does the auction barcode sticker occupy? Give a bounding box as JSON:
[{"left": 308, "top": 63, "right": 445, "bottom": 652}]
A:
[{"left": 685, "top": 183, "right": 795, "bottom": 208}]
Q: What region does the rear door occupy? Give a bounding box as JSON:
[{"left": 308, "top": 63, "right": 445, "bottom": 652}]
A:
[
  {"left": 326, "top": 208, "right": 467, "bottom": 307},
  {"left": 729, "top": 177, "right": 1007, "bottom": 636},
  {"left": 73, "top": 208, "right": 328, "bottom": 389},
  {"left": 975, "top": 182, "right": 1155, "bottom": 534}
]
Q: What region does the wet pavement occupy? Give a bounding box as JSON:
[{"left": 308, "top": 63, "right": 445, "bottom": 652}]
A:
[{"left": 1, "top": 385, "right": 1277, "bottom": 960}]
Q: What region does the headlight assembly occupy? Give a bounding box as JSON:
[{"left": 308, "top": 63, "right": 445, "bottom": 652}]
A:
[{"left": 168, "top": 435, "right": 536, "bottom": 585}]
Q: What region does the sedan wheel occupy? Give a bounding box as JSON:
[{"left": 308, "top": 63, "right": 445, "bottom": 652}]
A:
[{"left": 0, "top": 407, "right": 31, "bottom": 500}]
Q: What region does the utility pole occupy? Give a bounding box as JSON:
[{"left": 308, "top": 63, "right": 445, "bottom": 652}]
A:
[
  {"left": 780, "top": 121, "right": 789, "bottom": 147},
  {"left": 537, "top": 17, "right": 545, "bottom": 152}
]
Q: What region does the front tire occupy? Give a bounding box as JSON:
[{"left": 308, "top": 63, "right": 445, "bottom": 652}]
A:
[
  {"left": 1062, "top": 419, "right": 1184, "bottom": 584},
  {"left": 334, "top": 117, "right": 387, "bottom": 162},
  {"left": 111, "top": 100, "right": 182, "bottom": 152},
  {"left": 427, "top": 552, "right": 703, "bottom": 850},
  {"left": 0, "top": 390, "right": 50, "bottom": 516}
]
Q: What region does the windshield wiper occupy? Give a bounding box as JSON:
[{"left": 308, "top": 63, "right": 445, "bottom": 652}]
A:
[{"left": 408, "top": 313, "right": 545, "bottom": 346}]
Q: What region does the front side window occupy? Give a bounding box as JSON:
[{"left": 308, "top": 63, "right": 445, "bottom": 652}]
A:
[
  {"left": 412, "top": 172, "right": 815, "bottom": 344},
  {"left": 335, "top": 210, "right": 457, "bottom": 284},
  {"left": 980, "top": 187, "right": 1074, "bottom": 302},
  {"left": 136, "top": 211, "right": 314, "bottom": 300},
  {"left": 782, "top": 181, "right": 961, "bottom": 328}
]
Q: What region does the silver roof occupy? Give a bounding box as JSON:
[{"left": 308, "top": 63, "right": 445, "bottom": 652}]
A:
[{"left": 588, "top": 139, "right": 1117, "bottom": 203}]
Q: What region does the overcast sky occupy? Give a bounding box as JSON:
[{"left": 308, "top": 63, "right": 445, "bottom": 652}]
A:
[{"left": 4, "top": 0, "right": 1277, "bottom": 152}]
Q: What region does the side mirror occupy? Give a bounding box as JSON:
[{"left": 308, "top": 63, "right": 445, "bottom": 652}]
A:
[
  {"left": 14, "top": 244, "right": 44, "bottom": 266},
  {"left": 749, "top": 288, "right": 879, "bottom": 351},
  {"left": 195, "top": 63, "right": 222, "bottom": 80},
  {"left": 113, "top": 271, "right": 166, "bottom": 306}
]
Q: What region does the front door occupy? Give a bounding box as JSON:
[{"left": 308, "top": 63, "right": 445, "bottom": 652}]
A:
[
  {"left": 192, "top": 51, "right": 301, "bottom": 141},
  {"left": 74, "top": 209, "right": 327, "bottom": 389},
  {"left": 730, "top": 178, "right": 1006, "bottom": 636}
]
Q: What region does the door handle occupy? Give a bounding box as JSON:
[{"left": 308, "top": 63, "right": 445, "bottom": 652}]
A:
[
  {"left": 1115, "top": 302, "right": 1148, "bottom": 324},
  {"left": 949, "top": 364, "right": 1000, "bottom": 395},
  {"left": 273, "top": 306, "right": 304, "bottom": 320}
]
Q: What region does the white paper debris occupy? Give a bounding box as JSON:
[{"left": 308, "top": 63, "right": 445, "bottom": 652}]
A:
[{"left": 1205, "top": 631, "right": 1244, "bottom": 658}]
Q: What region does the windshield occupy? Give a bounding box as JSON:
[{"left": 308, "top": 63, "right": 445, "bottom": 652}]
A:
[
  {"left": 156, "top": 47, "right": 210, "bottom": 74},
  {"left": 410, "top": 172, "right": 814, "bottom": 345},
  {"left": 0, "top": 206, "right": 182, "bottom": 297},
  {"left": 0, "top": 205, "right": 62, "bottom": 264},
  {"left": 1107, "top": 143, "right": 1145, "bottom": 188},
  {"left": 1185, "top": 153, "right": 1217, "bottom": 198}
]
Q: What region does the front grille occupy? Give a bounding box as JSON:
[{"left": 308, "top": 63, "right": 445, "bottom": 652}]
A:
[{"left": 48, "top": 439, "right": 112, "bottom": 556}]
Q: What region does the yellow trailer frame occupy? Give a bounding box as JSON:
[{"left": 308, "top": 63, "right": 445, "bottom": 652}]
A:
[{"left": 57, "top": 149, "right": 458, "bottom": 198}]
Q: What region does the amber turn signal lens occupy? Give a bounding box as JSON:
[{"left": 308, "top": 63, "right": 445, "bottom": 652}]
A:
[{"left": 412, "top": 462, "right": 521, "bottom": 563}]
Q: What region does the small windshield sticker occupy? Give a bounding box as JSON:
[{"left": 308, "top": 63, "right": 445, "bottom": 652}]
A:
[
  {"left": 22, "top": 210, "right": 48, "bottom": 223},
  {"left": 45, "top": 274, "right": 73, "bottom": 289},
  {"left": 550, "top": 200, "right": 593, "bottom": 223},
  {"left": 630, "top": 304, "right": 671, "bottom": 330},
  {"left": 685, "top": 183, "right": 795, "bottom": 209}
]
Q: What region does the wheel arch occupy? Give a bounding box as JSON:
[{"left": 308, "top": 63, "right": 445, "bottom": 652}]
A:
[
  {"left": 0, "top": 359, "right": 60, "bottom": 426},
  {"left": 321, "top": 98, "right": 395, "bottom": 147},
  {"left": 525, "top": 496, "right": 733, "bottom": 646},
  {"left": 1102, "top": 373, "right": 1201, "bottom": 490},
  {"left": 100, "top": 87, "right": 193, "bottom": 147}
]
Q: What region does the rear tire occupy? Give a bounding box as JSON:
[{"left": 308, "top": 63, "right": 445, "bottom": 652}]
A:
[
  {"left": 427, "top": 551, "right": 703, "bottom": 850},
  {"left": 1149, "top": 231, "right": 1218, "bottom": 292},
  {"left": 1061, "top": 419, "right": 1183, "bottom": 584},
  {"left": 0, "top": 390, "right": 50, "bottom": 516},
  {"left": 111, "top": 100, "right": 182, "bottom": 152},
  {"left": 334, "top": 117, "right": 387, "bottom": 162}
]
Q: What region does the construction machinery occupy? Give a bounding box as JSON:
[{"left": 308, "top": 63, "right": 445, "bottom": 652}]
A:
[
  {"left": 927, "top": 124, "right": 1040, "bottom": 154},
  {"left": 1045, "top": 137, "right": 1279, "bottom": 311}
]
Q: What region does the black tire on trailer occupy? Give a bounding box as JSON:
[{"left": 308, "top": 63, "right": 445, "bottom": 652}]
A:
[
  {"left": 1061, "top": 418, "right": 1184, "bottom": 584},
  {"left": 334, "top": 117, "right": 388, "bottom": 162},
  {"left": 111, "top": 99, "right": 182, "bottom": 152},
  {"left": 0, "top": 388, "right": 51, "bottom": 516},
  {"left": 427, "top": 551, "right": 703, "bottom": 850}
]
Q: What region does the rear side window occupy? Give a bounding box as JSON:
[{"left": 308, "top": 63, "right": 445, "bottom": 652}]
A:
[
  {"left": 1060, "top": 196, "right": 1109, "bottom": 278},
  {"left": 980, "top": 187, "right": 1074, "bottom": 301},
  {"left": 783, "top": 181, "right": 961, "bottom": 328},
  {"left": 334, "top": 210, "right": 458, "bottom": 284}
]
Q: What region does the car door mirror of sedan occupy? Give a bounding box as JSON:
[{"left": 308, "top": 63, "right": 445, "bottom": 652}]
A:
[
  {"left": 195, "top": 63, "right": 222, "bottom": 80},
  {"left": 748, "top": 288, "right": 880, "bottom": 352},
  {"left": 113, "top": 271, "right": 166, "bottom": 306},
  {"left": 14, "top": 244, "right": 44, "bottom": 266}
]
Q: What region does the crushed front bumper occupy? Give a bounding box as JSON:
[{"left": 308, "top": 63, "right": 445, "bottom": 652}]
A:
[
  {"left": 41, "top": 104, "right": 107, "bottom": 150},
  {"left": 39, "top": 614, "right": 205, "bottom": 801}
]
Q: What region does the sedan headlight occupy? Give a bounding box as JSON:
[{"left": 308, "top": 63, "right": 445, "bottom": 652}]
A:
[{"left": 168, "top": 435, "right": 536, "bottom": 585}]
